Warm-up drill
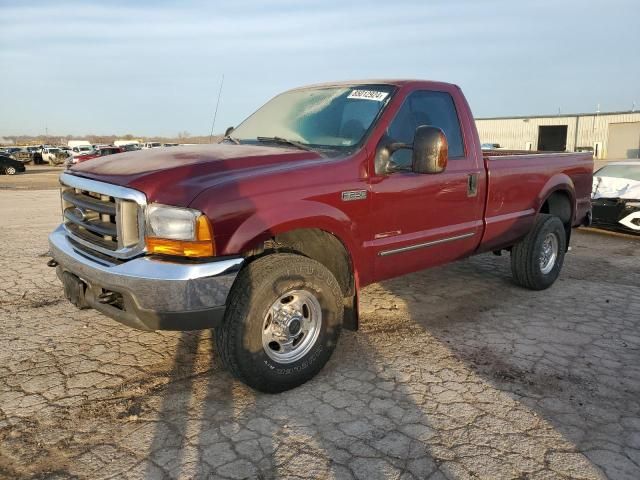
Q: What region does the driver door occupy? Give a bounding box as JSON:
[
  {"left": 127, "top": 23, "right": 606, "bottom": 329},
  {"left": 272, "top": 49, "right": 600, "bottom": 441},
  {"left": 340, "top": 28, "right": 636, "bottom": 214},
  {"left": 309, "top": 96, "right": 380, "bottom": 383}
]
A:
[{"left": 368, "top": 89, "right": 484, "bottom": 281}]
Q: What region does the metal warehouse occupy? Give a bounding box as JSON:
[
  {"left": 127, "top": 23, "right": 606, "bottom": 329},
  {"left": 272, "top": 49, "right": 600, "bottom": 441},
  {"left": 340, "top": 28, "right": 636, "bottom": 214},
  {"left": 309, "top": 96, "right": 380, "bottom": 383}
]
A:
[{"left": 475, "top": 111, "right": 640, "bottom": 159}]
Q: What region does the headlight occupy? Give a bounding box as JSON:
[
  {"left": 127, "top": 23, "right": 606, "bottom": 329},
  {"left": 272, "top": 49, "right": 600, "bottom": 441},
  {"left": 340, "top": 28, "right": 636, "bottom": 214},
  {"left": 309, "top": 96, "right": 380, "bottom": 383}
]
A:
[
  {"left": 146, "top": 204, "right": 199, "bottom": 240},
  {"left": 145, "top": 204, "right": 215, "bottom": 257}
]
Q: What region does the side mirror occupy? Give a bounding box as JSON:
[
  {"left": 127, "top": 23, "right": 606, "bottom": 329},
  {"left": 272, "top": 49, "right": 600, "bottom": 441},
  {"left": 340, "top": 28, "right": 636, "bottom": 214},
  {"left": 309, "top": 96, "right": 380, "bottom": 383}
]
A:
[
  {"left": 412, "top": 125, "right": 448, "bottom": 174},
  {"left": 376, "top": 125, "right": 448, "bottom": 175},
  {"left": 224, "top": 126, "right": 235, "bottom": 137}
]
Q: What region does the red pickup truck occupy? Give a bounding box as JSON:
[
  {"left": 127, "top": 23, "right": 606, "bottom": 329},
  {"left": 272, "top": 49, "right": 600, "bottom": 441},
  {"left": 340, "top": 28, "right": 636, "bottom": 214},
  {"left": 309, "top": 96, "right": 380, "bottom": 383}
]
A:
[{"left": 49, "top": 80, "right": 593, "bottom": 392}]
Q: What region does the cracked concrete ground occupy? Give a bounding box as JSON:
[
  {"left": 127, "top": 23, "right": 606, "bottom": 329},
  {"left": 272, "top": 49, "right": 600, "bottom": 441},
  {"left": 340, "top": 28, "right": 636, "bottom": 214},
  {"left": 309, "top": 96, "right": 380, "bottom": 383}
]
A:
[{"left": 0, "top": 189, "right": 639, "bottom": 480}]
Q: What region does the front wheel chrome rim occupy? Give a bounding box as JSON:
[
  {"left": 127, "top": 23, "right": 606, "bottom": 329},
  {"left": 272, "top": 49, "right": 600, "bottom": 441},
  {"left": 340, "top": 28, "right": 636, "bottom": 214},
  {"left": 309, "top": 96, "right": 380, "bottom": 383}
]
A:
[
  {"left": 539, "top": 233, "right": 558, "bottom": 274},
  {"left": 262, "top": 289, "right": 322, "bottom": 364}
]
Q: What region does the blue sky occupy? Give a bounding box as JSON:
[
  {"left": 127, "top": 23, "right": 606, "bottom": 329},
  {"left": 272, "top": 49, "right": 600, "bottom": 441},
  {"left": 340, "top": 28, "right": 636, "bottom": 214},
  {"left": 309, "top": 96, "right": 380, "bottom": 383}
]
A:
[{"left": 1, "top": 0, "right": 639, "bottom": 137}]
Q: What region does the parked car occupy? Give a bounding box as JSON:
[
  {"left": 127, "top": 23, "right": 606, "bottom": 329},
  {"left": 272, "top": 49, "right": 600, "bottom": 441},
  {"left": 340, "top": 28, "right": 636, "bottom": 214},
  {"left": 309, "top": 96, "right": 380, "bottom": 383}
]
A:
[
  {"left": 120, "top": 143, "right": 141, "bottom": 152},
  {"left": 0, "top": 155, "right": 26, "bottom": 175},
  {"left": 591, "top": 161, "right": 640, "bottom": 235},
  {"left": 42, "top": 147, "right": 71, "bottom": 165},
  {"left": 71, "top": 145, "right": 94, "bottom": 156},
  {"left": 49, "top": 79, "right": 593, "bottom": 393},
  {"left": 8, "top": 148, "right": 33, "bottom": 163},
  {"left": 142, "top": 142, "right": 162, "bottom": 149},
  {"left": 481, "top": 143, "right": 502, "bottom": 150},
  {"left": 68, "top": 146, "right": 124, "bottom": 165}
]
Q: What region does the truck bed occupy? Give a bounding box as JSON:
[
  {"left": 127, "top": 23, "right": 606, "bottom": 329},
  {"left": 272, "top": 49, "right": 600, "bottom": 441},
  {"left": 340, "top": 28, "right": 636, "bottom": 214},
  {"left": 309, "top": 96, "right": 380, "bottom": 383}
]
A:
[{"left": 478, "top": 151, "right": 594, "bottom": 252}]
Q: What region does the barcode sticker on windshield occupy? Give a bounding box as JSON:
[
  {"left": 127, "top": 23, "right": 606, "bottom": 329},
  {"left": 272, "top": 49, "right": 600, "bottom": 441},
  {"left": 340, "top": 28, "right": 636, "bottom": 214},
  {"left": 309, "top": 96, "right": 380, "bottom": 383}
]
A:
[{"left": 347, "top": 90, "right": 389, "bottom": 101}]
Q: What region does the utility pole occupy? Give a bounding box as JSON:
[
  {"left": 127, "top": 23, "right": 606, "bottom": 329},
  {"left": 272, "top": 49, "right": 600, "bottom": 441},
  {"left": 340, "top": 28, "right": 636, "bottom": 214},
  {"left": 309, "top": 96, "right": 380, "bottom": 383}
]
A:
[{"left": 209, "top": 74, "right": 225, "bottom": 143}]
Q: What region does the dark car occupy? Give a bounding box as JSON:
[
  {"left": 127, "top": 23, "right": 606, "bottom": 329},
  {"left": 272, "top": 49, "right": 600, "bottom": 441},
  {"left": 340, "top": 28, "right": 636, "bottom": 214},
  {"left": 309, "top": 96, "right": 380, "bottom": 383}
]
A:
[
  {"left": 120, "top": 143, "right": 141, "bottom": 152},
  {"left": 591, "top": 161, "right": 640, "bottom": 235},
  {"left": 0, "top": 155, "right": 26, "bottom": 175}
]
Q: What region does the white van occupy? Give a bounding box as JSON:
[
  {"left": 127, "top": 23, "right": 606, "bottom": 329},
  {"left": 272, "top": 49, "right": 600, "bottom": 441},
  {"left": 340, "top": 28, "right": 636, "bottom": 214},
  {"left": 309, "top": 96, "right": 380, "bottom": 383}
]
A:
[
  {"left": 114, "top": 140, "right": 140, "bottom": 148},
  {"left": 68, "top": 140, "right": 91, "bottom": 148}
]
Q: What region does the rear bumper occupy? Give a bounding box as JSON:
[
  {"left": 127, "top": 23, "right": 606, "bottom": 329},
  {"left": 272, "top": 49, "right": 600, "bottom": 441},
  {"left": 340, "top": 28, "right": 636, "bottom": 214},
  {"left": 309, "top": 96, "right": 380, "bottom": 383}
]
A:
[{"left": 49, "top": 225, "right": 243, "bottom": 331}]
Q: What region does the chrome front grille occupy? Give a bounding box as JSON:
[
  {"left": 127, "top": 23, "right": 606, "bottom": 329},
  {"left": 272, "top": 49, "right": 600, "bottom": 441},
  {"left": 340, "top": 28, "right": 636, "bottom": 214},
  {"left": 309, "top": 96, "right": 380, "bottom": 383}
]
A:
[{"left": 59, "top": 172, "right": 147, "bottom": 260}]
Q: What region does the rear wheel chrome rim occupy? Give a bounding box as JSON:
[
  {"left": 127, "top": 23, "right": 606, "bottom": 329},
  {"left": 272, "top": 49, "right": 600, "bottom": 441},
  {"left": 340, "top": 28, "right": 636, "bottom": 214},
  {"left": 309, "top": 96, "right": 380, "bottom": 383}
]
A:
[
  {"left": 262, "top": 289, "right": 322, "bottom": 364},
  {"left": 539, "top": 233, "right": 558, "bottom": 274},
  {"left": 6, "top": 167, "right": 16, "bottom": 175}
]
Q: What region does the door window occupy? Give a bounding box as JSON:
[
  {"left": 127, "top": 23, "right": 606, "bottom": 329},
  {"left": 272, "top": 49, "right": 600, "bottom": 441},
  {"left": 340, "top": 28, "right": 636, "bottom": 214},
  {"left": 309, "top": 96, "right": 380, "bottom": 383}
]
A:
[{"left": 387, "top": 90, "right": 465, "bottom": 169}]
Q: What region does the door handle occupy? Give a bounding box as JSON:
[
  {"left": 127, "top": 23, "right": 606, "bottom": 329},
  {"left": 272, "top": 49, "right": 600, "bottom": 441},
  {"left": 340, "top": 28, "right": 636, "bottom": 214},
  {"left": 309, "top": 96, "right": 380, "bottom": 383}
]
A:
[{"left": 467, "top": 173, "right": 478, "bottom": 197}]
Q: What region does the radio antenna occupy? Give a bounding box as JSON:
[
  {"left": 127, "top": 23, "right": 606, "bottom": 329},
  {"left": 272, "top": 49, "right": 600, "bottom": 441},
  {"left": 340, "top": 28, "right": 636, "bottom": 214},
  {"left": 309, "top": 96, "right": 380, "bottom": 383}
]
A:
[{"left": 209, "top": 73, "right": 225, "bottom": 143}]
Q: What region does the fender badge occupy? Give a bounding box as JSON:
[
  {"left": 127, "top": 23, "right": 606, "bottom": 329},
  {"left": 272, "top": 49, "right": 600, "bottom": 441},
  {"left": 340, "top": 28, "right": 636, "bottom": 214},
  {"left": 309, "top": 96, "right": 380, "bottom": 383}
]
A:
[{"left": 341, "top": 190, "right": 367, "bottom": 202}]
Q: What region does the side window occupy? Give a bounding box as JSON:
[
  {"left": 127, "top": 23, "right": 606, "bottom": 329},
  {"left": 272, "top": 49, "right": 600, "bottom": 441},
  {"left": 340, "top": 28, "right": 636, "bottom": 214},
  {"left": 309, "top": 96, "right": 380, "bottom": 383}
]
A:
[{"left": 387, "top": 90, "right": 465, "bottom": 168}]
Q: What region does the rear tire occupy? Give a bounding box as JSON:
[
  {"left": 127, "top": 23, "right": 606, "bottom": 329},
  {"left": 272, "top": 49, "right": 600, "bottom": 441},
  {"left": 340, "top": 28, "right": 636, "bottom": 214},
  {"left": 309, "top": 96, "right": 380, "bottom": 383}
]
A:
[
  {"left": 511, "top": 214, "right": 566, "bottom": 290},
  {"left": 215, "top": 253, "right": 343, "bottom": 393},
  {"left": 5, "top": 166, "right": 16, "bottom": 175}
]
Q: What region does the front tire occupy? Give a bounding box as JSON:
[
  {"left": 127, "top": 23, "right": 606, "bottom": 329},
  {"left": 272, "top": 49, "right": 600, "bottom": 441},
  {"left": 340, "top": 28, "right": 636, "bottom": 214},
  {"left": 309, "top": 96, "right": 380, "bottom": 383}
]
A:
[
  {"left": 511, "top": 214, "right": 567, "bottom": 290},
  {"left": 215, "top": 253, "right": 343, "bottom": 393}
]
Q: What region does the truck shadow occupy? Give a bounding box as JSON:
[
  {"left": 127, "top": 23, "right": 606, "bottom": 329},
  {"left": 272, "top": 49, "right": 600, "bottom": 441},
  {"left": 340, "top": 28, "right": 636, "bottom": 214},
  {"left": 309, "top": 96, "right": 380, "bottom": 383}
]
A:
[
  {"left": 143, "top": 250, "right": 619, "bottom": 478},
  {"left": 143, "top": 331, "right": 203, "bottom": 477},
  {"left": 374, "top": 249, "right": 639, "bottom": 479},
  {"left": 145, "top": 330, "right": 453, "bottom": 478}
]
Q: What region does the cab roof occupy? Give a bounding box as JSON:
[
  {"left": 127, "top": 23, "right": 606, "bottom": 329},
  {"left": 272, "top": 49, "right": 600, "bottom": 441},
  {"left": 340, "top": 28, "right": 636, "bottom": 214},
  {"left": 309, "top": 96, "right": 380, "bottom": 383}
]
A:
[{"left": 288, "top": 79, "right": 459, "bottom": 92}]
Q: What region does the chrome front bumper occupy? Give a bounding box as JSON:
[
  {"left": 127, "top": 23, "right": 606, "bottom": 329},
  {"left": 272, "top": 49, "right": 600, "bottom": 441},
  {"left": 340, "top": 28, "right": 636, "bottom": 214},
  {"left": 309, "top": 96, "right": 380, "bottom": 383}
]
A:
[{"left": 48, "top": 225, "right": 243, "bottom": 331}]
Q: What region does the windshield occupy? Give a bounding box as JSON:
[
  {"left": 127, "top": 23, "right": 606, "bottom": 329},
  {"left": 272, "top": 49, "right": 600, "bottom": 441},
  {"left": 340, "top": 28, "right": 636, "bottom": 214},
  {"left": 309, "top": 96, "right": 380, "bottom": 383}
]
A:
[
  {"left": 231, "top": 85, "right": 395, "bottom": 149},
  {"left": 595, "top": 164, "right": 640, "bottom": 182}
]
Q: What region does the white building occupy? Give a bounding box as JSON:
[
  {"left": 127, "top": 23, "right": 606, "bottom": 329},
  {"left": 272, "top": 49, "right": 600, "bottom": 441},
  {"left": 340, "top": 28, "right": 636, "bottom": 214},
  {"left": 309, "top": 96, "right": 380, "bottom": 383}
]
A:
[{"left": 476, "top": 111, "right": 640, "bottom": 159}]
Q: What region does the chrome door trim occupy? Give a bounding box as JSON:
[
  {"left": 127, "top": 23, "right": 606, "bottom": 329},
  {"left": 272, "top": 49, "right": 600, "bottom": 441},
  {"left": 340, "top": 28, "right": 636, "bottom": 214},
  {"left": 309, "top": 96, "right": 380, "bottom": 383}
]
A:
[{"left": 378, "top": 232, "right": 475, "bottom": 257}]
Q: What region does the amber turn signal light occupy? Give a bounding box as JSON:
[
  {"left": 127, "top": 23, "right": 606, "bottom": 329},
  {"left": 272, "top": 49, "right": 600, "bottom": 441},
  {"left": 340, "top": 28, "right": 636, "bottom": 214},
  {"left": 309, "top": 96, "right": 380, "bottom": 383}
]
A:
[{"left": 146, "top": 215, "right": 215, "bottom": 257}]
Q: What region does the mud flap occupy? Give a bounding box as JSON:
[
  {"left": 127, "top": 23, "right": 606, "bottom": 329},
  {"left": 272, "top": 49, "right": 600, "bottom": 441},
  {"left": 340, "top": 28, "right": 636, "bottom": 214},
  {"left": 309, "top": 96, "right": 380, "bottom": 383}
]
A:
[{"left": 343, "top": 295, "right": 359, "bottom": 331}]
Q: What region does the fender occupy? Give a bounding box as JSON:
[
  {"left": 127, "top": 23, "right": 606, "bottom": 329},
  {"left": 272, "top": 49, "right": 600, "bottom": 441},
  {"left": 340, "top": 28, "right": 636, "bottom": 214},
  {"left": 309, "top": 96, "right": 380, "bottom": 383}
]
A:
[
  {"left": 536, "top": 173, "right": 576, "bottom": 216},
  {"left": 222, "top": 200, "right": 367, "bottom": 277}
]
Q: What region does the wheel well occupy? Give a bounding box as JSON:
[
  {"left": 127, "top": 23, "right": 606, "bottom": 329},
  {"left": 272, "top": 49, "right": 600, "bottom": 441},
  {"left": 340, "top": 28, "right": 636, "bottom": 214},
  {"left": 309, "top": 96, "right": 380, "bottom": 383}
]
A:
[
  {"left": 540, "top": 191, "right": 572, "bottom": 226},
  {"left": 540, "top": 190, "right": 573, "bottom": 249},
  {"left": 244, "top": 228, "right": 354, "bottom": 297}
]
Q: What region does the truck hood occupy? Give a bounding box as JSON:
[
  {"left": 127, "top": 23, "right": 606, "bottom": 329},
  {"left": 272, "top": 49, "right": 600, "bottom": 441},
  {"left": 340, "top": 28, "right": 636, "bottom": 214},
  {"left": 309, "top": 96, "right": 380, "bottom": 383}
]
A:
[{"left": 68, "top": 143, "right": 327, "bottom": 206}]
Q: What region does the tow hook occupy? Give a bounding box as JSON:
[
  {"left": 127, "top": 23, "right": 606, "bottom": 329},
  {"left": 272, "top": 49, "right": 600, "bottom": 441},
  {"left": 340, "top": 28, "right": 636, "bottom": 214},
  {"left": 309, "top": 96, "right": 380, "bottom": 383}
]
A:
[{"left": 47, "top": 259, "right": 58, "bottom": 267}]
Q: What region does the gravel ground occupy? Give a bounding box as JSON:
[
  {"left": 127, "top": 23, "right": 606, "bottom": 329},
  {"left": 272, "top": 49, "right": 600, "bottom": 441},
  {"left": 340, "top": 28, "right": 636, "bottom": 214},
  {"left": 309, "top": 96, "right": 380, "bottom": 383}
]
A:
[
  {"left": 0, "top": 189, "right": 639, "bottom": 480},
  {"left": 0, "top": 165, "right": 64, "bottom": 190}
]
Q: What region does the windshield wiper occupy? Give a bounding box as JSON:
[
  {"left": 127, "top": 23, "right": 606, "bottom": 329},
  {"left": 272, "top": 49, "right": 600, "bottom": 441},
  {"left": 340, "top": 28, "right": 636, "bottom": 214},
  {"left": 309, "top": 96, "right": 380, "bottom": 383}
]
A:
[
  {"left": 223, "top": 135, "right": 240, "bottom": 145},
  {"left": 256, "top": 136, "right": 314, "bottom": 152}
]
